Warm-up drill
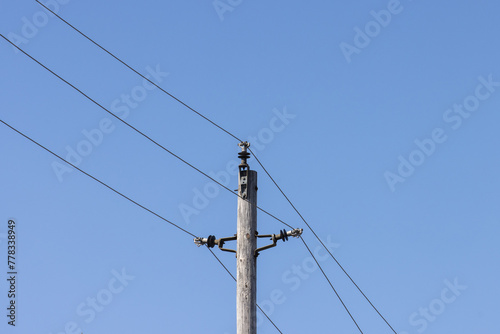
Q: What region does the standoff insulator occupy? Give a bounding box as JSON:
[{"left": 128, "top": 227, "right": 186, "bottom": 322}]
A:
[
  {"left": 193, "top": 235, "right": 217, "bottom": 248},
  {"left": 207, "top": 235, "right": 216, "bottom": 248},
  {"left": 193, "top": 235, "right": 237, "bottom": 253},
  {"left": 238, "top": 142, "right": 251, "bottom": 170},
  {"left": 254, "top": 228, "right": 304, "bottom": 256},
  {"left": 279, "top": 229, "right": 288, "bottom": 242}
]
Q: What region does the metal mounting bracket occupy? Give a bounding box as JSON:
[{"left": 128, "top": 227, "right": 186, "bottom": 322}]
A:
[
  {"left": 240, "top": 172, "right": 248, "bottom": 199},
  {"left": 255, "top": 228, "right": 303, "bottom": 257},
  {"left": 194, "top": 228, "right": 303, "bottom": 257},
  {"left": 194, "top": 235, "right": 237, "bottom": 254}
]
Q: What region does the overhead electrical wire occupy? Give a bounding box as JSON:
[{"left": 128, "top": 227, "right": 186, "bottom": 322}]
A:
[
  {"left": 0, "top": 119, "right": 196, "bottom": 238},
  {"left": 34, "top": 0, "right": 243, "bottom": 143},
  {"left": 10, "top": 4, "right": 398, "bottom": 331},
  {"left": 208, "top": 248, "right": 284, "bottom": 334},
  {"left": 0, "top": 34, "right": 358, "bottom": 330},
  {"left": 0, "top": 118, "right": 285, "bottom": 334},
  {"left": 250, "top": 149, "right": 398, "bottom": 334},
  {"left": 1, "top": 24, "right": 362, "bottom": 331},
  {"left": 2, "top": 12, "right": 379, "bottom": 331},
  {"left": 0, "top": 34, "right": 293, "bottom": 232},
  {"left": 299, "top": 237, "right": 364, "bottom": 334},
  {"left": 1, "top": 24, "right": 380, "bottom": 332},
  {"left": 1, "top": 31, "right": 290, "bottom": 331}
]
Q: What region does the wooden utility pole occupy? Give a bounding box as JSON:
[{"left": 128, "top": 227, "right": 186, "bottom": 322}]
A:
[
  {"left": 194, "top": 142, "right": 302, "bottom": 334},
  {"left": 236, "top": 142, "right": 257, "bottom": 334}
]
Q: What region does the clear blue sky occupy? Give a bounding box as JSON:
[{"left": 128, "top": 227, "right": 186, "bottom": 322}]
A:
[{"left": 1, "top": 0, "right": 499, "bottom": 333}]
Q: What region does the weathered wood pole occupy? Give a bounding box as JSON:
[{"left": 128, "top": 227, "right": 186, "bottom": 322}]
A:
[{"left": 236, "top": 144, "right": 257, "bottom": 334}]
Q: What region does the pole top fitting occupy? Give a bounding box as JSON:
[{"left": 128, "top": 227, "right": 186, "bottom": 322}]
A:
[
  {"left": 238, "top": 141, "right": 250, "bottom": 150},
  {"left": 238, "top": 141, "right": 251, "bottom": 170}
]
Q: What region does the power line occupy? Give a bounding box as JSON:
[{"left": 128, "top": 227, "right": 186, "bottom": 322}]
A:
[
  {"left": 208, "top": 249, "right": 284, "bottom": 334},
  {"left": 21, "top": 9, "right": 380, "bottom": 317},
  {"left": 250, "top": 149, "right": 398, "bottom": 334},
  {"left": 35, "top": 0, "right": 243, "bottom": 144},
  {"left": 8, "top": 5, "right": 396, "bottom": 329},
  {"left": 1, "top": 27, "right": 373, "bottom": 332},
  {"left": 2, "top": 29, "right": 367, "bottom": 332},
  {"left": 1, "top": 118, "right": 284, "bottom": 334},
  {"left": 299, "top": 236, "right": 364, "bottom": 334},
  {"left": 0, "top": 119, "right": 196, "bottom": 238},
  {"left": 0, "top": 33, "right": 289, "bottom": 332},
  {"left": 2, "top": 27, "right": 388, "bottom": 331},
  {"left": 0, "top": 34, "right": 293, "bottom": 231}
]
